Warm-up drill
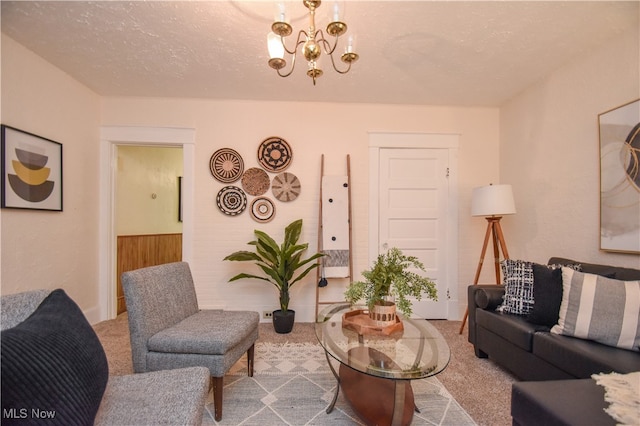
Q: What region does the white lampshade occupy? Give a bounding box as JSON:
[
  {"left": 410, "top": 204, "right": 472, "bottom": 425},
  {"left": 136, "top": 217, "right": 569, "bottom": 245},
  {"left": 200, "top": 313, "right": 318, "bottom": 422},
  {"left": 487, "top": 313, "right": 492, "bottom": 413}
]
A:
[{"left": 471, "top": 184, "right": 516, "bottom": 217}]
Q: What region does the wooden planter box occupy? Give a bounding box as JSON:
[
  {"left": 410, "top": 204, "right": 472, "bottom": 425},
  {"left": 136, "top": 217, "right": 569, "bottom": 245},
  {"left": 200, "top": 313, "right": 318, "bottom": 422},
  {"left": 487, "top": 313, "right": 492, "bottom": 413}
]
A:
[{"left": 342, "top": 309, "right": 404, "bottom": 336}]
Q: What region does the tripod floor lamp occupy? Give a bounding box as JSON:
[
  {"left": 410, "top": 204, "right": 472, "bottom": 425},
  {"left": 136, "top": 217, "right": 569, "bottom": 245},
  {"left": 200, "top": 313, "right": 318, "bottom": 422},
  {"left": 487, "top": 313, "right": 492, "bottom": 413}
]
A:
[{"left": 459, "top": 184, "right": 516, "bottom": 334}]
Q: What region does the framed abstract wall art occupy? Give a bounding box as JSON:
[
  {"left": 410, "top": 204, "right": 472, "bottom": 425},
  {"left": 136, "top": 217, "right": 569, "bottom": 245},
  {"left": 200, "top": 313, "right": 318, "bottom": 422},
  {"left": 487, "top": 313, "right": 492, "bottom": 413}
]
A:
[
  {"left": 1, "top": 125, "right": 63, "bottom": 211},
  {"left": 598, "top": 99, "right": 640, "bottom": 253}
]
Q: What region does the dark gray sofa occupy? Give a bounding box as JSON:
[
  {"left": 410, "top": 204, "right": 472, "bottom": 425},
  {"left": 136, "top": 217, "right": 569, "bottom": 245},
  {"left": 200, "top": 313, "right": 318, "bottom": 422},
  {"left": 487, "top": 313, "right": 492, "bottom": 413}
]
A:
[
  {"left": 467, "top": 257, "right": 640, "bottom": 381},
  {"left": 467, "top": 257, "right": 640, "bottom": 426},
  {"left": 511, "top": 378, "right": 615, "bottom": 426}
]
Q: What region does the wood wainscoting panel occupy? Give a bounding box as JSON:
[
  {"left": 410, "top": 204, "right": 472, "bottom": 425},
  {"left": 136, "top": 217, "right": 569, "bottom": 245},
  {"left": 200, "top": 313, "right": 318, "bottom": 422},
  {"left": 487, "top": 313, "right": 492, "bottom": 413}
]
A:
[{"left": 116, "top": 233, "right": 182, "bottom": 314}]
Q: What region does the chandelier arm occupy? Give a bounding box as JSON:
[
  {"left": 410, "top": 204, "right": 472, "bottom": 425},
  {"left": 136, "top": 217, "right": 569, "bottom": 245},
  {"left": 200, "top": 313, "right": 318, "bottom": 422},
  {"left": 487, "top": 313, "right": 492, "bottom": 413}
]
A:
[
  {"left": 276, "top": 50, "right": 299, "bottom": 78},
  {"left": 273, "top": 30, "right": 311, "bottom": 78},
  {"left": 280, "top": 30, "right": 310, "bottom": 56},
  {"left": 316, "top": 30, "right": 339, "bottom": 55},
  {"left": 327, "top": 52, "right": 354, "bottom": 75},
  {"left": 316, "top": 36, "right": 353, "bottom": 74}
]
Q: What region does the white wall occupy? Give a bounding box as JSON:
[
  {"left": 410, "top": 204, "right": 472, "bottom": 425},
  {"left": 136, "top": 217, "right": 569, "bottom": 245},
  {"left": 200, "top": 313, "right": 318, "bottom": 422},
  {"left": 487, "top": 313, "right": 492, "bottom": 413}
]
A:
[
  {"left": 1, "top": 32, "right": 500, "bottom": 322},
  {"left": 7, "top": 22, "right": 636, "bottom": 325},
  {"left": 0, "top": 35, "right": 102, "bottom": 317},
  {"left": 116, "top": 146, "right": 183, "bottom": 235},
  {"left": 501, "top": 25, "right": 640, "bottom": 269},
  {"left": 100, "top": 99, "right": 500, "bottom": 321}
]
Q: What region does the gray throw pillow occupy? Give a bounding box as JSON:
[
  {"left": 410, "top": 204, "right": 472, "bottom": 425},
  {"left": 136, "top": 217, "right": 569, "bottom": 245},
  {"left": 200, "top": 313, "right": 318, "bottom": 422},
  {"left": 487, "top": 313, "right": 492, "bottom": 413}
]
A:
[{"left": 551, "top": 268, "right": 640, "bottom": 352}]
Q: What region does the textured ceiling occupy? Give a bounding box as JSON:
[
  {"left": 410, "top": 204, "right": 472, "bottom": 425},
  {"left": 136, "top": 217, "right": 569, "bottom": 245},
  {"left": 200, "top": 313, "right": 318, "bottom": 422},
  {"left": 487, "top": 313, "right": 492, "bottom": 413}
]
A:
[{"left": 1, "top": 1, "right": 638, "bottom": 107}]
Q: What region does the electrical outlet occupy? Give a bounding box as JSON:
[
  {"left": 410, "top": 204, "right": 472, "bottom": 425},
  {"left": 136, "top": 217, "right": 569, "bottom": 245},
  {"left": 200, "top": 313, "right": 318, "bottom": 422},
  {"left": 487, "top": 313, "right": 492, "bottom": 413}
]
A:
[{"left": 262, "top": 311, "right": 273, "bottom": 319}]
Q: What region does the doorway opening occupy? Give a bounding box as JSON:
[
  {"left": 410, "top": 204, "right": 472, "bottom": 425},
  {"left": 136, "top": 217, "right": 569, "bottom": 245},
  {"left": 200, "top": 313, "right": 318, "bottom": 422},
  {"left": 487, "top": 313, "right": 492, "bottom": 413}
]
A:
[
  {"left": 115, "top": 145, "right": 184, "bottom": 314},
  {"left": 99, "top": 126, "right": 195, "bottom": 321}
]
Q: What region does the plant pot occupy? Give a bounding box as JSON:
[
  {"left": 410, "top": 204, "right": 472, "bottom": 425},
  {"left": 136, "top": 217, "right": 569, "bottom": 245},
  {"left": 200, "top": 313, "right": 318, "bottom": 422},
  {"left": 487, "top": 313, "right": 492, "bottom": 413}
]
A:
[
  {"left": 369, "top": 301, "right": 397, "bottom": 327},
  {"left": 272, "top": 309, "right": 295, "bottom": 334}
]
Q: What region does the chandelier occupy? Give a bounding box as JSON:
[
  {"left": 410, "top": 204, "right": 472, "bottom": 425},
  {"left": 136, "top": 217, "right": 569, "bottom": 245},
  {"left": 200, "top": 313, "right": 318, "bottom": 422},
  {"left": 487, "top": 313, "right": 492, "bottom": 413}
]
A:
[{"left": 267, "top": 0, "right": 359, "bottom": 85}]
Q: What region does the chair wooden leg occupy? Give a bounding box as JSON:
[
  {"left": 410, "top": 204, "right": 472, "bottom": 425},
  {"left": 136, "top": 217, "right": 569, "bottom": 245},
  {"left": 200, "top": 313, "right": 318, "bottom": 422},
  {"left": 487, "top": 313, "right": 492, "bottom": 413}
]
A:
[
  {"left": 247, "top": 343, "right": 255, "bottom": 377},
  {"left": 212, "top": 376, "right": 224, "bottom": 421}
]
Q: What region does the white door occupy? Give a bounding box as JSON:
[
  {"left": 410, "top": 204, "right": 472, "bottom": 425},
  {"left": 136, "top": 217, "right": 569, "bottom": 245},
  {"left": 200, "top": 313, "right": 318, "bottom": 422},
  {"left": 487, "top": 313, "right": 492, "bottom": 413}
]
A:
[{"left": 378, "top": 148, "right": 449, "bottom": 318}]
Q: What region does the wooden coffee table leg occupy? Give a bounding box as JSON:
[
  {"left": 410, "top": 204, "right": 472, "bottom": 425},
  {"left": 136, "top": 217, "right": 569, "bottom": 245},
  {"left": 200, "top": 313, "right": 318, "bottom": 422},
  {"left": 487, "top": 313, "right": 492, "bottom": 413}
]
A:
[{"left": 339, "top": 364, "right": 414, "bottom": 426}]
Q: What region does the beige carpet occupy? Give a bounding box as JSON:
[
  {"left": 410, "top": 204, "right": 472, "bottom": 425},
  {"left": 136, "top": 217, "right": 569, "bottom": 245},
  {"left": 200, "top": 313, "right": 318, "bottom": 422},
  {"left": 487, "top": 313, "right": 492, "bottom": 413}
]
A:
[{"left": 93, "top": 316, "right": 516, "bottom": 426}]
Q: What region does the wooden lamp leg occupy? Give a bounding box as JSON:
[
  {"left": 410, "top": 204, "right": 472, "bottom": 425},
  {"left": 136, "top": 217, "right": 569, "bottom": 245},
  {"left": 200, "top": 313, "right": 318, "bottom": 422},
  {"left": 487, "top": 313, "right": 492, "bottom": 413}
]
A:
[
  {"left": 458, "top": 218, "right": 493, "bottom": 334},
  {"left": 491, "top": 221, "right": 501, "bottom": 284},
  {"left": 493, "top": 220, "right": 510, "bottom": 259},
  {"left": 459, "top": 217, "right": 510, "bottom": 335}
]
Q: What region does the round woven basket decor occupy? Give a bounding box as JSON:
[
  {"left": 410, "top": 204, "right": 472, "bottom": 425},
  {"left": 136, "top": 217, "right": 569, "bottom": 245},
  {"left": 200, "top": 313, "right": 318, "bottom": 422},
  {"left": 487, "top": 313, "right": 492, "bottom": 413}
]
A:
[
  {"left": 272, "top": 172, "right": 301, "bottom": 202},
  {"left": 216, "top": 186, "right": 247, "bottom": 216},
  {"left": 241, "top": 167, "right": 270, "bottom": 196},
  {"left": 257, "top": 137, "right": 292, "bottom": 172},
  {"left": 210, "top": 148, "right": 244, "bottom": 183},
  {"left": 250, "top": 197, "right": 276, "bottom": 223}
]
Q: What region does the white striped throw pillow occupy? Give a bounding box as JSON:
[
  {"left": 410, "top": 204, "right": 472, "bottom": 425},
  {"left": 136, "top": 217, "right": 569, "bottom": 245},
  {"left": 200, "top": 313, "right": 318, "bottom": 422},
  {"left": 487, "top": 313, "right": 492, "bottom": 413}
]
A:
[{"left": 551, "top": 267, "right": 640, "bottom": 352}]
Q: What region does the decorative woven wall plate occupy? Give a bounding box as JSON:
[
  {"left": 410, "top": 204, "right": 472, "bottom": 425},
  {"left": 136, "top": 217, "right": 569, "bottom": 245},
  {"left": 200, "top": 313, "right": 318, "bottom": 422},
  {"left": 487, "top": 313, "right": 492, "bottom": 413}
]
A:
[
  {"left": 241, "top": 167, "right": 270, "bottom": 196},
  {"left": 216, "top": 186, "right": 247, "bottom": 216},
  {"left": 250, "top": 197, "right": 276, "bottom": 223},
  {"left": 272, "top": 172, "right": 301, "bottom": 202},
  {"left": 210, "top": 148, "right": 244, "bottom": 183},
  {"left": 257, "top": 137, "right": 292, "bottom": 172}
]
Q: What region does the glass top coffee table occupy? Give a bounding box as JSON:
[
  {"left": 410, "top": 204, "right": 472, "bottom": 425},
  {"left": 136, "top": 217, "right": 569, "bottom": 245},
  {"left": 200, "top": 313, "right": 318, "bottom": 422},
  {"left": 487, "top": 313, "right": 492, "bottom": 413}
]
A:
[{"left": 315, "top": 303, "right": 451, "bottom": 426}]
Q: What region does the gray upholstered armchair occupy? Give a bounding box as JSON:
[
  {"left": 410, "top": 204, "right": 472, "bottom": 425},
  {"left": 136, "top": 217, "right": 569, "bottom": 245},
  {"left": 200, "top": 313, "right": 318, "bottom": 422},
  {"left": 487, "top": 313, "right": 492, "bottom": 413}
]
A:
[
  {"left": 121, "top": 261, "right": 260, "bottom": 421},
  {"left": 1, "top": 289, "right": 210, "bottom": 426}
]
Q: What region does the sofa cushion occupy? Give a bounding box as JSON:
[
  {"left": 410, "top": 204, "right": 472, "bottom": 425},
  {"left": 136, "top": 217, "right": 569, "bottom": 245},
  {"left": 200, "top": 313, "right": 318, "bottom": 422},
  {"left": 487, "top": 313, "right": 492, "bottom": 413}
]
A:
[
  {"left": 511, "top": 379, "right": 615, "bottom": 426},
  {"left": 498, "top": 259, "right": 536, "bottom": 315},
  {"left": 95, "top": 367, "right": 210, "bottom": 425},
  {"left": 1, "top": 289, "right": 109, "bottom": 425},
  {"left": 0, "top": 290, "right": 51, "bottom": 330},
  {"left": 499, "top": 259, "right": 580, "bottom": 316},
  {"left": 533, "top": 332, "right": 640, "bottom": 378},
  {"left": 528, "top": 264, "right": 616, "bottom": 328},
  {"left": 551, "top": 268, "right": 640, "bottom": 352},
  {"left": 477, "top": 309, "right": 548, "bottom": 352},
  {"left": 148, "top": 309, "right": 260, "bottom": 355},
  {"left": 527, "top": 264, "right": 564, "bottom": 327}
]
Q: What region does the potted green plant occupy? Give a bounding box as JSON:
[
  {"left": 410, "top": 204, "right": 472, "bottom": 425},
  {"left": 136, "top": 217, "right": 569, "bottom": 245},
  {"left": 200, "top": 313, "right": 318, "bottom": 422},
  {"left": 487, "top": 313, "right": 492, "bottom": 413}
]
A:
[
  {"left": 224, "top": 219, "right": 323, "bottom": 334},
  {"left": 344, "top": 247, "right": 437, "bottom": 325}
]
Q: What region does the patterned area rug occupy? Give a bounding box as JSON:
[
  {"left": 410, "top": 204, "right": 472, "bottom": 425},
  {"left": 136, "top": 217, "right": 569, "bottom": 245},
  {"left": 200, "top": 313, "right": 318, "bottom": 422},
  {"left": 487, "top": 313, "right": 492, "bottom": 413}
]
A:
[{"left": 202, "top": 342, "right": 476, "bottom": 425}]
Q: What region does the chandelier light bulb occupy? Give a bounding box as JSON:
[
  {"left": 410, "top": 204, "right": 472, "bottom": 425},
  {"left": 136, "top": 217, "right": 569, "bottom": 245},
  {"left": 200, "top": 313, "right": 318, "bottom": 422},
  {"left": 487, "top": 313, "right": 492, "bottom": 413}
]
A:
[
  {"left": 332, "top": 1, "right": 340, "bottom": 22},
  {"left": 346, "top": 34, "right": 355, "bottom": 54},
  {"left": 268, "top": 33, "right": 285, "bottom": 59},
  {"left": 275, "top": 2, "right": 287, "bottom": 23},
  {"left": 267, "top": 32, "right": 286, "bottom": 70}
]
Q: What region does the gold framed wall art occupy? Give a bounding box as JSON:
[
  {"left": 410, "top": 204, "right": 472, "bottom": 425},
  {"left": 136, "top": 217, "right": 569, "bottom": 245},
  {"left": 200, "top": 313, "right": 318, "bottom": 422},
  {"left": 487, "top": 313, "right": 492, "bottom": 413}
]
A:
[{"left": 598, "top": 99, "right": 640, "bottom": 253}]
